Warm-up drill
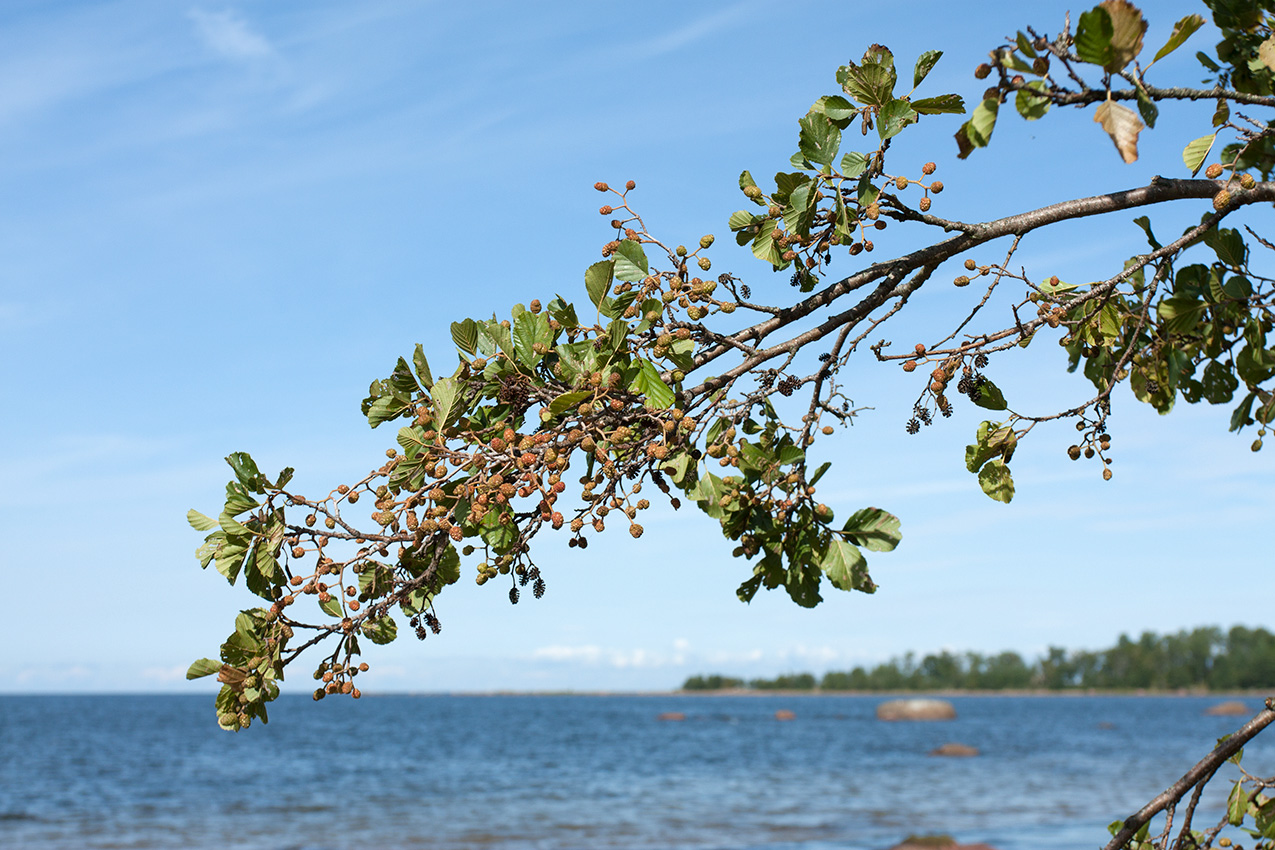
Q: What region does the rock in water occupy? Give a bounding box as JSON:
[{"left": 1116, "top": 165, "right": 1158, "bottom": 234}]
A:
[
  {"left": 888, "top": 838, "right": 999, "bottom": 850},
  {"left": 775, "top": 709, "right": 796, "bottom": 721},
  {"left": 1204, "top": 701, "right": 1250, "bottom": 716},
  {"left": 929, "top": 742, "right": 979, "bottom": 757},
  {"left": 876, "top": 699, "right": 956, "bottom": 721}
]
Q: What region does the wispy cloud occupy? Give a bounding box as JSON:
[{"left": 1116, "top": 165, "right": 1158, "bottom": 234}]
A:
[
  {"left": 189, "top": 8, "right": 274, "bottom": 61},
  {"left": 629, "top": 2, "right": 758, "bottom": 57}
]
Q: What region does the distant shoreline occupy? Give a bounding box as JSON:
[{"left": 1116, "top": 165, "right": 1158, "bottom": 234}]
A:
[
  {"left": 3, "top": 689, "right": 1270, "bottom": 698},
  {"left": 364, "top": 688, "right": 1274, "bottom": 699}
]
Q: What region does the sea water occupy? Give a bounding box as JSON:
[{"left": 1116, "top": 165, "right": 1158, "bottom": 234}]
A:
[{"left": 1, "top": 694, "right": 1269, "bottom": 850}]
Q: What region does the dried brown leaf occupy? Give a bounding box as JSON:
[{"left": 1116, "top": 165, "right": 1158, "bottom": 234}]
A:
[
  {"left": 1101, "top": 0, "right": 1148, "bottom": 72},
  {"left": 1094, "top": 99, "right": 1144, "bottom": 163},
  {"left": 1259, "top": 34, "right": 1275, "bottom": 73}
]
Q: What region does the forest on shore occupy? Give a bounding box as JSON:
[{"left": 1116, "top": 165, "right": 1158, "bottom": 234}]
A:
[{"left": 681, "top": 627, "right": 1275, "bottom": 692}]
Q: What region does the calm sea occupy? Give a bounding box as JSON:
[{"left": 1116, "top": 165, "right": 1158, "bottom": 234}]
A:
[{"left": 1, "top": 694, "right": 1268, "bottom": 850}]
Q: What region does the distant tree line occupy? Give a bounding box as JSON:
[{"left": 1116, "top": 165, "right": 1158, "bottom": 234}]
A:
[{"left": 681, "top": 627, "right": 1275, "bottom": 691}]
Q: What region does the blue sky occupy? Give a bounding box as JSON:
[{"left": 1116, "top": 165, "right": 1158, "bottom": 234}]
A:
[{"left": 2, "top": 0, "right": 1272, "bottom": 693}]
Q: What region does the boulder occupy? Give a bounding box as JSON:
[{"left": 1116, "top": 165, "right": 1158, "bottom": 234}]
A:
[
  {"left": 929, "top": 742, "right": 979, "bottom": 757},
  {"left": 775, "top": 709, "right": 796, "bottom": 721},
  {"left": 876, "top": 698, "right": 956, "bottom": 721},
  {"left": 1204, "top": 701, "right": 1250, "bottom": 716},
  {"left": 887, "top": 835, "right": 999, "bottom": 850},
  {"left": 657, "top": 712, "right": 686, "bottom": 721}
]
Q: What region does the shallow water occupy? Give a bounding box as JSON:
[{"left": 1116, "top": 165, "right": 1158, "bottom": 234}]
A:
[{"left": 1, "top": 694, "right": 1268, "bottom": 849}]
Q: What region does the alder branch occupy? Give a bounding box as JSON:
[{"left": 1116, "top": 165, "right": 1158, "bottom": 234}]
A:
[
  {"left": 1104, "top": 699, "right": 1275, "bottom": 850},
  {"left": 689, "top": 179, "right": 1275, "bottom": 397}
]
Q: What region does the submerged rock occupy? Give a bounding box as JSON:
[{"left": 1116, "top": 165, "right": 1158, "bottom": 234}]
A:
[
  {"left": 774, "top": 709, "right": 796, "bottom": 721},
  {"left": 657, "top": 712, "right": 686, "bottom": 721},
  {"left": 876, "top": 699, "right": 956, "bottom": 721},
  {"left": 1204, "top": 701, "right": 1250, "bottom": 716}
]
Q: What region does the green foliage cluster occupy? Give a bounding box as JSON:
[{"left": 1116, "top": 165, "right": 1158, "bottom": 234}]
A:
[
  {"left": 188, "top": 0, "right": 1275, "bottom": 758},
  {"left": 682, "top": 626, "right": 1275, "bottom": 692}
]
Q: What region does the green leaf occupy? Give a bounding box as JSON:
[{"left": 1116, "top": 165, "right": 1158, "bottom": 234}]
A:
[
  {"left": 358, "top": 564, "right": 395, "bottom": 598},
  {"left": 513, "top": 311, "right": 551, "bottom": 367},
  {"left": 978, "top": 459, "right": 1015, "bottom": 503},
  {"left": 1133, "top": 216, "right": 1162, "bottom": 249},
  {"left": 814, "top": 94, "right": 855, "bottom": 121},
  {"left": 910, "top": 94, "right": 965, "bottom": 115},
  {"left": 728, "top": 210, "right": 760, "bottom": 230},
  {"left": 1204, "top": 226, "right": 1247, "bottom": 268},
  {"left": 630, "top": 359, "right": 675, "bottom": 409},
  {"left": 842, "top": 507, "right": 901, "bottom": 552},
  {"left": 1015, "top": 32, "right": 1037, "bottom": 59},
  {"left": 585, "top": 260, "right": 614, "bottom": 308},
  {"left": 549, "top": 390, "right": 591, "bottom": 416},
  {"left": 690, "top": 472, "right": 727, "bottom": 519},
  {"left": 857, "top": 176, "right": 879, "bottom": 208},
  {"left": 972, "top": 378, "right": 1008, "bottom": 410},
  {"left": 878, "top": 98, "right": 917, "bottom": 140},
  {"left": 821, "top": 538, "right": 868, "bottom": 591},
  {"left": 1202, "top": 360, "right": 1239, "bottom": 403},
  {"left": 1212, "top": 100, "right": 1230, "bottom": 128},
  {"left": 956, "top": 97, "right": 999, "bottom": 158},
  {"left": 1014, "top": 81, "right": 1051, "bottom": 121},
  {"left": 1075, "top": 3, "right": 1144, "bottom": 72},
  {"left": 451, "top": 319, "right": 478, "bottom": 355},
  {"left": 1158, "top": 297, "right": 1206, "bottom": 336},
  {"left": 1197, "top": 51, "right": 1220, "bottom": 72},
  {"left": 839, "top": 151, "right": 869, "bottom": 178},
  {"left": 1153, "top": 14, "right": 1205, "bottom": 64},
  {"left": 613, "top": 241, "right": 649, "bottom": 282},
  {"left": 479, "top": 508, "right": 517, "bottom": 552},
  {"left": 1229, "top": 781, "right": 1249, "bottom": 826},
  {"left": 665, "top": 338, "right": 695, "bottom": 372},
  {"left": 1232, "top": 392, "right": 1258, "bottom": 432},
  {"left": 431, "top": 376, "right": 459, "bottom": 428},
  {"left": 739, "top": 170, "right": 766, "bottom": 206},
  {"left": 808, "top": 461, "right": 832, "bottom": 486},
  {"left": 913, "top": 50, "right": 942, "bottom": 87},
  {"left": 841, "top": 55, "right": 897, "bottom": 108},
  {"left": 1182, "top": 134, "right": 1216, "bottom": 175},
  {"left": 226, "top": 452, "right": 267, "bottom": 493},
  {"left": 1136, "top": 86, "right": 1158, "bottom": 129},
  {"left": 965, "top": 421, "right": 1013, "bottom": 472},
  {"left": 214, "top": 536, "right": 249, "bottom": 584},
  {"left": 319, "top": 595, "right": 343, "bottom": 618},
  {"left": 750, "top": 219, "right": 781, "bottom": 265},
  {"left": 1075, "top": 7, "right": 1116, "bottom": 68},
  {"left": 1224, "top": 275, "right": 1253, "bottom": 300},
  {"left": 187, "top": 509, "right": 219, "bottom": 532},
  {"left": 186, "top": 658, "right": 222, "bottom": 680},
  {"left": 397, "top": 426, "right": 428, "bottom": 458},
  {"left": 548, "top": 295, "right": 579, "bottom": 329},
  {"left": 362, "top": 616, "right": 398, "bottom": 645},
  {"left": 413, "top": 344, "right": 434, "bottom": 389},
  {"left": 798, "top": 112, "right": 841, "bottom": 168}
]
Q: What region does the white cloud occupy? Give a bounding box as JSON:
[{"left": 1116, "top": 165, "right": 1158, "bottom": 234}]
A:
[
  {"left": 189, "top": 9, "right": 274, "bottom": 60},
  {"left": 532, "top": 644, "right": 604, "bottom": 663}
]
